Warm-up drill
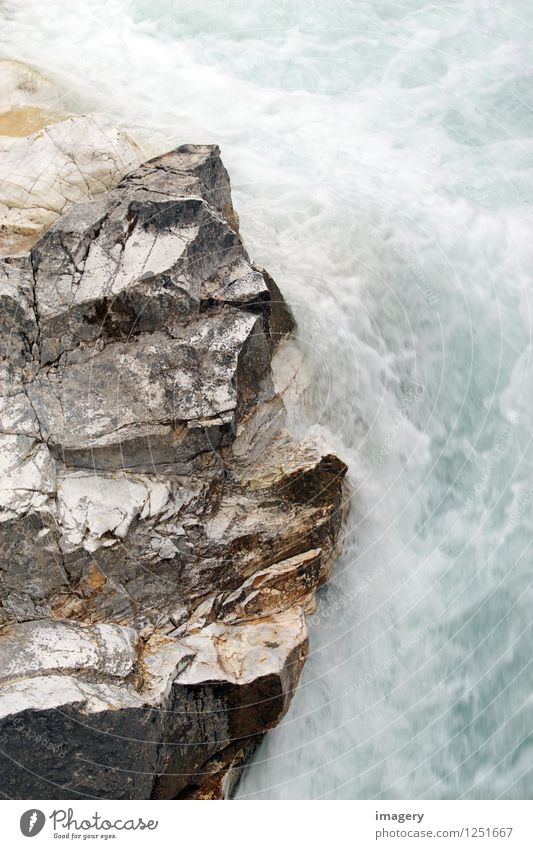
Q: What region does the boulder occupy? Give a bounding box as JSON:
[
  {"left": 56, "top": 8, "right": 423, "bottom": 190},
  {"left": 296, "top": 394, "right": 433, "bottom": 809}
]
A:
[{"left": 0, "top": 141, "right": 347, "bottom": 798}]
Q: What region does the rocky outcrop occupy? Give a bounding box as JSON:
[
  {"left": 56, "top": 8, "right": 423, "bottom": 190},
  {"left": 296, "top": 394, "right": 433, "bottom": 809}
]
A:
[
  {"left": 0, "top": 142, "right": 347, "bottom": 798},
  {"left": 0, "top": 61, "right": 143, "bottom": 256}
]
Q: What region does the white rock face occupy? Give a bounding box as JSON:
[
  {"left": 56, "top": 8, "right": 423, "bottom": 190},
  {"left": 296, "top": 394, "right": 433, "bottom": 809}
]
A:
[
  {"left": 177, "top": 609, "right": 308, "bottom": 685},
  {"left": 57, "top": 471, "right": 172, "bottom": 552},
  {"left": 0, "top": 435, "right": 56, "bottom": 520},
  {"left": 0, "top": 87, "right": 143, "bottom": 255}
]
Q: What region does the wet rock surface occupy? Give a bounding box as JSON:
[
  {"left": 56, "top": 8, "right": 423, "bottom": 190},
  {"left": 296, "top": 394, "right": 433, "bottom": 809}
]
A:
[{"left": 0, "top": 143, "right": 347, "bottom": 798}]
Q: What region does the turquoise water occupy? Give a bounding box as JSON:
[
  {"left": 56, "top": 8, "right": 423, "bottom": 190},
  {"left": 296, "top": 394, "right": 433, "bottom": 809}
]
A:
[{"left": 2, "top": 0, "right": 532, "bottom": 799}]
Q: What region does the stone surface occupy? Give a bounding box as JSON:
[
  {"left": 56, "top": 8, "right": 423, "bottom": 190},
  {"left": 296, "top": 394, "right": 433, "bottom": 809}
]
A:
[
  {"left": 0, "top": 67, "right": 143, "bottom": 256},
  {"left": 0, "top": 140, "right": 347, "bottom": 799},
  {"left": 0, "top": 611, "right": 306, "bottom": 799}
]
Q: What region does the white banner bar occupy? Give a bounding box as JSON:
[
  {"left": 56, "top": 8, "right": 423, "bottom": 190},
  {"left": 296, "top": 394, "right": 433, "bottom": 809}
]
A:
[{"left": 2, "top": 800, "right": 531, "bottom": 848}]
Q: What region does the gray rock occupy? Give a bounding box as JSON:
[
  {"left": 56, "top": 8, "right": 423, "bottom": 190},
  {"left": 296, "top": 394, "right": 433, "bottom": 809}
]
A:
[
  {"left": 30, "top": 145, "right": 246, "bottom": 365},
  {"left": 0, "top": 612, "right": 306, "bottom": 799},
  {"left": 0, "top": 258, "right": 37, "bottom": 366},
  {"left": 0, "top": 141, "right": 347, "bottom": 799},
  {"left": 27, "top": 311, "right": 271, "bottom": 470}
]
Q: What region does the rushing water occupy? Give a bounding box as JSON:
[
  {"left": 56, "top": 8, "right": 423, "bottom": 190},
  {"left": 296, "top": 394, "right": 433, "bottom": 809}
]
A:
[{"left": 2, "top": 0, "right": 532, "bottom": 799}]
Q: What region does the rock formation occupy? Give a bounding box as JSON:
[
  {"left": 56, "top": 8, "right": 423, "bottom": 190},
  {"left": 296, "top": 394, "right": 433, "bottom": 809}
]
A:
[
  {"left": 0, "top": 140, "right": 347, "bottom": 798},
  {"left": 0, "top": 60, "right": 143, "bottom": 256}
]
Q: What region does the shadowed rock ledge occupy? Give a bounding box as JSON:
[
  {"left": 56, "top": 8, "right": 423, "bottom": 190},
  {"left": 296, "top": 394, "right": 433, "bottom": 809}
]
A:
[{"left": 0, "top": 141, "right": 347, "bottom": 799}]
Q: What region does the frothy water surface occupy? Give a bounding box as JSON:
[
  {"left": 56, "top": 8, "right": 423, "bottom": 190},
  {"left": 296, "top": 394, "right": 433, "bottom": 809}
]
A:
[{"left": 2, "top": 0, "right": 532, "bottom": 799}]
